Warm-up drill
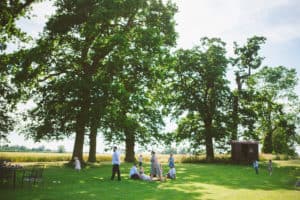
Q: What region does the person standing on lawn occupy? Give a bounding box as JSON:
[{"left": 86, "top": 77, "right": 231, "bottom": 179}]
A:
[
  {"left": 74, "top": 156, "right": 81, "bottom": 172},
  {"left": 268, "top": 160, "right": 272, "bottom": 176},
  {"left": 253, "top": 160, "right": 259, "bottom": 174},
  {"left": 111, "top": 146, "right": 121, "bottom": 181},
  {"left": 168, "top": 153, "right": 175, "bottom": 168},
  {"left": 138, "top": 154, "right": 143, "bottom": 167}
]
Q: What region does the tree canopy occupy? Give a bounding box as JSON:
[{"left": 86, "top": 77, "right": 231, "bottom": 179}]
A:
[{"left": 1, "top": 1, "right": 299, "bottom": 160}]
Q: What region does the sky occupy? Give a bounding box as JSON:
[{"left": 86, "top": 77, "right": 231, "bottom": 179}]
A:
[{"left": 5, "top": 0, "right": 300, "bottom": 153}]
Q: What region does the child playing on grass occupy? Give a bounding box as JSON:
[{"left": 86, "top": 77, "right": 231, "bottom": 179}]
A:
[
  {"left": 138, "top": 154, "right": 143, "bottom": 167},
  {"left": 253, "top": 160, "right": 258, "bottom": 174},
  {"left": 268, "top": 160, "right": 272, "bottom": 176},
  {"left": 168, "top": 153, "right": 175, "bottom": 168},
  {"left": 74, "top": 157, "right": 81, "bottom": 171}
]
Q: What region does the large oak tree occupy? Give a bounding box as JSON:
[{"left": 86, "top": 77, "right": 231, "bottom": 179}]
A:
[{"left": 11, "top": 0, "right": 177, "bottom": 163}]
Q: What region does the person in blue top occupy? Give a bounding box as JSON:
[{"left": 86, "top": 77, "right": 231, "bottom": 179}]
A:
[
  {"left": 253, "top": 160, "right": 259, "bottom": 174},
  {"left": 111, "top": 146, "right": 121, "bottom": 181},
  {"left": 168, "top": 153, "right": 175, "bottom": 168}
]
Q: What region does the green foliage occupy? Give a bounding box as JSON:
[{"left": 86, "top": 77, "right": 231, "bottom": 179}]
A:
[
  {"left": 232, "top": 36, "right": 266, "bottom": 73},
  {"left": 166, "top": 37, "right": 230, "bottom": 160},
  {"left": 0, "top": 0, "right": 36, "bottom": 51},
  {"left": 0, "top": 1, "right": 38, "bottom": 141},
  {"left": 230, "top": 36, "right": 266, "bottom": 140},
  {"left": 248, "top": 66, "right": 300, "bottom": 154},
  {"left": 7, "top": 0, "right": 177, "bottom": 161}
]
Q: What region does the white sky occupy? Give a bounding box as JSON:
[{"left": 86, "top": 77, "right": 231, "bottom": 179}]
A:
[{"left": 6, "top": 0, "right": 300, "bottom": 153}]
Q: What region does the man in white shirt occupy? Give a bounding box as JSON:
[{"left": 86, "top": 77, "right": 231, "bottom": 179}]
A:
[
  {"left": 129, "top": 163, "right": 140, "bottom": 179},
  {"left": 111, "top": 146, "right": 121, "bottom": 181}
]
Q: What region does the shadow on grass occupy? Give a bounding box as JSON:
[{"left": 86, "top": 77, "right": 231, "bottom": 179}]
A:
[
  {"left": 0, "top": 164, "right": 203, "bottom": 200},
  {"left": 1, "top": 162, "right": 299, "bottom": 200}
]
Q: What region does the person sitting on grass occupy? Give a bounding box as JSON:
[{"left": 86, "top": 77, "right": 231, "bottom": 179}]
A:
[
  {"left": 166, "top": 166, "right": 176, "bottom": 179},
  {"left": 139, "top": 167, "right": 151, "bottom": 181},
  {"left": 129, "top": 163, "right": 140, "bottom": 179}
]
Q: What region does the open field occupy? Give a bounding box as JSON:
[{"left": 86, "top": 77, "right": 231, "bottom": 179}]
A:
[
  {"left": 0, "top": 152, "right": 293, "bottom": 163},
  {"left": 1, "top": 159, "right": 299, "bottom": 200}
]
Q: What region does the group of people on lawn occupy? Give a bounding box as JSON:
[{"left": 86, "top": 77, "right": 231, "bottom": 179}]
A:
[
  {"left": 129, "top": 151, "right": 176, "bottom": 181},
  {"left": 110, "top": 146, "right": 176, "bottom": 181},
  {"left": 74, "top": 147, "right": 272, "bottom": 180}
]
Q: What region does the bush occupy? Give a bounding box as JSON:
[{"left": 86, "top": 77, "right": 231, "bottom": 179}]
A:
[{"left": 181, "top": 154, "right": 231, "bottom": 164}]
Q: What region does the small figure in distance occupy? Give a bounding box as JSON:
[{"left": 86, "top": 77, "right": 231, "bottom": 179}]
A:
[
  {"left": 168, "top": 153, "right": 175, "bottom": 168},
  {"left": 129, "top": 163, "right": 140, "bottom": 179},
  {"left": 138, "top": 154, "right": 143, "bottom": 167},
  {"left": 74, "top": 156, "right": 81, "bottom": 172},
  {"left": 268, "top": 160, "right": 272, "bottom": 176},
  {"left": 253, "top": 160, "right": 259, "bottom": 175}
]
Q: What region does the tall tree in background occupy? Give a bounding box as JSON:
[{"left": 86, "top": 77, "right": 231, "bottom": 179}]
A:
[
  {"left": 10, "top": 0, "right": 177, "bottom": 163},
  {"left": 231, "top": 36, "right": 266, "bottom": 141},
  {"left": 248, "top": 66, "right": 299, "bottom": 154},
  {"left": 167, "top": 38, "right": 229, "bottom": 160}
]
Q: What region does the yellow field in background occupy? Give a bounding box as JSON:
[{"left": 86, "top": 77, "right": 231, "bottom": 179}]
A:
[{"left": 0, "top": 151, "right": 290, "bottom": 163}]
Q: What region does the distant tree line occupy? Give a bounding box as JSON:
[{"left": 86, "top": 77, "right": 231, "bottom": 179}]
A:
[
  {"left": 0, "top": 144, "right": 66, "bottom": 153},
  {"left": 0, "top": 144, "right": 52, "bottom": 152},
  {"left": 0, "top": 0, "right": 299, "bottom": 163}
]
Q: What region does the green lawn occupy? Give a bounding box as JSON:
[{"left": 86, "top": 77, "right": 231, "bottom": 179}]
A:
[{"left": 1, "top": 161, "right": 299, "bottom": 200}]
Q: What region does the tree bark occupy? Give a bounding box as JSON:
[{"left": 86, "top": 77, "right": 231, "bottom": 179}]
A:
[
  {"left": 232, "top": 73, "right": 242, "bottom": 141},
  {"left": 262, "top": 102, "right": 273, "bottom": 153},
  {"left": 72, "top": 111, "right": 86, "bottom": 164},
  {"left": 88, "top": 120, "right": 97, "bottom": 162},
  {"left": 71, "top": 81, "right": 90, "bottom": 164},
  {"left": 204, "top": 121, "right": 214, "bottom": 161},
  {"left": 124, "top": 130, "right": 135, "bottom": 162},
  {"left": 262, "top": 131, "right": 273, "bottom": 153}
]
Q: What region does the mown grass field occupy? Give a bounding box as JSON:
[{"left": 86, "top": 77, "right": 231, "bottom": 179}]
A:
[{"left": 1, "top": 158, "right": 299, "bottom": 200}]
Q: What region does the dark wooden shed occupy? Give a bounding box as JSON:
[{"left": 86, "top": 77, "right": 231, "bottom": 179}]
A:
[{"left": 231, "top": 141, "right": 259, "bottom": 164}]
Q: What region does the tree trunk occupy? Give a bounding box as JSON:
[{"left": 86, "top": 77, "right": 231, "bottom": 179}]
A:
[
  {"left": 72, "top": 113, "right": 86, "bottom": 164},
  {"left": 71, "top": 83, "right": 90, "bottom": 164},
  {"left": 262, "top": 131, "right": 273, "bottom": 153},
  {"left": 124, "top": 130, "right": 135, "bottom": 162},
  {"left": 204, "top": 121, "right": 214, "bottom": 161},
  {"left": 88, "top": 120, "right": 97, "bottom": 162},
  {"left": 232, "top": 73, "right": 242, "bottom": 141},
  {"left": 232, "top": 94, "right": 239, "bottom": 141},
  {"left": 262, "top": 103, "right": 273, "bottom": 153}
]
